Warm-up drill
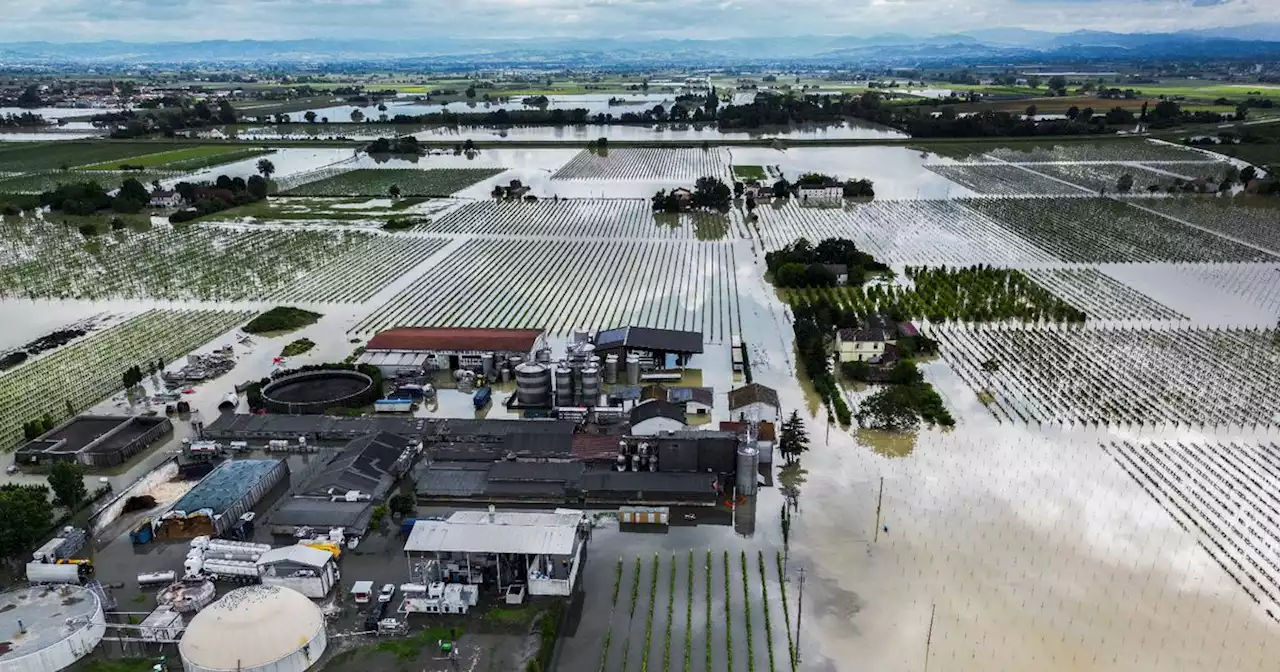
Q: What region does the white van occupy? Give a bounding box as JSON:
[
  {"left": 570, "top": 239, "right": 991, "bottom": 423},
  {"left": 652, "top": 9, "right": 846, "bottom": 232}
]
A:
[{"left": 352, "top": 580, "right": 374, "bottom": 604}]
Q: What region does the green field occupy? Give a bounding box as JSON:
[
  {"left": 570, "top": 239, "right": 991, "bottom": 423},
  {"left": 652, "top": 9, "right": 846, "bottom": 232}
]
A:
[
  {"left": 0, "top": 141, "right": 203, "bottom": 172},
  {"left": 282, "top": 168, "right": 504, "bottom": 197},
  {"left": 80, "top": 146, "right": 272, "bottom": 171},
  {"left": 0, "top": 171, "right": 176, "bottom": 194},
  {"left": 732, "top": 165, "right": 767, "bottom": 180}
]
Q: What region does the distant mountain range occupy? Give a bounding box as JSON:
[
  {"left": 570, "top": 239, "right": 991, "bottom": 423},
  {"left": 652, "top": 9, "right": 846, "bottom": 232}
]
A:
[{"left": 2, "top": 25, "right": 1279, "bottom": 66}]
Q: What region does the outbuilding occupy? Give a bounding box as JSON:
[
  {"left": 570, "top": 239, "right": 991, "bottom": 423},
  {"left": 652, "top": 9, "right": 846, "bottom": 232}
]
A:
[
  {"left": 629, "top": 400, "right": 686, "bottom": 436},
  {"left": 727, "top": 383, "right": 781, "bottom": 424},
  {"left": 361, "top": 327, "right": 546, "bottom": 375},
  {"left": 256, "top": 545, "right": 338, "bottom": 599},
  {"left": 593, "top": 326, "right": 703, "bottom": 369}
]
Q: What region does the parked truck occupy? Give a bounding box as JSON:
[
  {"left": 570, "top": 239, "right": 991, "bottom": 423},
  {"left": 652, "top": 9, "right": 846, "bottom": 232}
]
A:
[{"left": 27, "top": 562, "right": 87, "bottom": 584}]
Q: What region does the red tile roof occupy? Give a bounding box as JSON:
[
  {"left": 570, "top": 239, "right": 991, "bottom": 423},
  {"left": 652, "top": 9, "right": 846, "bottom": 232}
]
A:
[
  {"left": 572, "top": 434, "right": 622, "bottom": 461},
  {"left": 366, "top": 328, "right": 543, "bottom": 353}
]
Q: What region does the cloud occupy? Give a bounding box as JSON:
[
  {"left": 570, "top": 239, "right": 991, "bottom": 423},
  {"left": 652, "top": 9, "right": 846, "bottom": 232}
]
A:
[{"left": 0, "top": 0, "right": 1271, "bottom": 41}]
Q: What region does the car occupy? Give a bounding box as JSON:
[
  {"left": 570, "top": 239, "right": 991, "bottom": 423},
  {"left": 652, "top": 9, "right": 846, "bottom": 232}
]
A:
[
  {"left": 378, "top": 583, "right": 396, "bottom": 603},
  {"left": 6, "top": 464, "right": 18, "bottom": 474}
]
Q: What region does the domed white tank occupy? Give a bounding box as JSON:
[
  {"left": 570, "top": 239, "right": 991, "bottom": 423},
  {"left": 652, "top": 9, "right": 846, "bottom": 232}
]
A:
[
  {"left": 515, "top": 362, "right": 552, "bottom": 407},
  {"left": 180, "top": 585, "right": 326, "bottom": 672}
]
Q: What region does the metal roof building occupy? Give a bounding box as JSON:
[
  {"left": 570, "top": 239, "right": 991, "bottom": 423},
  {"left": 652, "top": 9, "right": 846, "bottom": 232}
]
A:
[
  {"left": 161, "top": 459, "right": 289, "bottom": 539},
  {"left": 594, "top": 326, "right": 704, "bottom": 355},
  {"left": 405, "top": 509, "right": 583, "bottom": 556}
]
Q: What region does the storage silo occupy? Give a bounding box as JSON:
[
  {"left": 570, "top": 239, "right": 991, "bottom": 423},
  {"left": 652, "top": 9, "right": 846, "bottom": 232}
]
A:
[
  {"left": 180, "top": 585, "right": 326, "bottom": 672},
  {"left": 0, "top": 585, "right": 106, "bottom": 672},
  {"left": 604, "top": 355, "right": 619, "bottom": 385},
  {"left": 554, "top": 365, "right": 573, "bottom": 407},
  {"left": 736, "top": 444, "right": 759, "bottom": 495},
  {"left": 481, "top": 353, "right": 497, "bottom": 380},
  {"left": 625, "top": 355, "right": 641, "bottom": 385},
  {"left": 515, "top": 362, "right": 552, "bottom": 407},
  {"left": 581, "top": 365, "right": 601, "bottom": 407}
]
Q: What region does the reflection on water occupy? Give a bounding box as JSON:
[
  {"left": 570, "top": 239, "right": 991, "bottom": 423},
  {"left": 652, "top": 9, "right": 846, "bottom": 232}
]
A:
[{"left": 857, "top": 428, "right": 917, "bottom": 458}]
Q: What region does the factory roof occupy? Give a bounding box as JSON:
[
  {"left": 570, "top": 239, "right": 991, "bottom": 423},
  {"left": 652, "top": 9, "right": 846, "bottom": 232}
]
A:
[
  {"left": 426, "top": 418, "right": 576, "bottom": 439},
  {"left": 727, "top": 383, "right": 781, "bottom": 411},
  {"left": 180, "top": 585, "right": 325, "bottom": 670},
  {"left": 719, "top": 420, "right": 777, "bottom": 442},
  {"left": 404, "top": 509, "right": 584, "bottom": 556},
  {"left": 488, "top": 460, "right": 584, "bottom": 483},
  {"left": 300, "top": 431, "right": 414, "bottom": 500},
  {"left": 170, "top": 459, "right": 284, "bottom": 515},
  {"left": 256, "top": 544, "right": 332, "bottom": 568},
  {"left": 367, "top": 327, "right": 544, "bottom": 353},
  {"left": 580, "top": 471, "right": 718, "bottom": 494},
  {"left": 357, "top": 350, "right": 429, "bottom": 369},
  {"left": 594, "top": 326, "right": 704, "bottom": 354},
  {"left": 630, "top": 399, "right": 686, "bottom": 426},
  {"left": 415, "top": 462, "right": 492, "bottom": 497},
  {"left": 572, "top": 434, "right": 623, "bottom": 461},
  {"left": 268, "top": 498, "right": 374, "bottom": 532},
  {"left": 500, "top": 430, "right": 574, "bottom": 457}
]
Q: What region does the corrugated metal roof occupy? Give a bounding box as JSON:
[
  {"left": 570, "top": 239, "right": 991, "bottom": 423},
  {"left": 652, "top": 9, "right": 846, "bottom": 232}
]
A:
[
  {"left": 594, "top": 326, "right": 704, "bottom": 354},
  {"left": 358, "top": 351, "right": 429, "bottom": 368},
  {"left": 256, "top": 545, "right": 332, "bottom": 568},
  {"left": 170, "top": 459, "right": 283, "bottom": 515},
  {"left": 268, "top": 498, "right": 374, "bottom": 531},
  {"left": 367, "top": 328, "right": 543, "bottom": 353},
  {"left": 404, "top": 509, "right": 583, "bottom": 555}
]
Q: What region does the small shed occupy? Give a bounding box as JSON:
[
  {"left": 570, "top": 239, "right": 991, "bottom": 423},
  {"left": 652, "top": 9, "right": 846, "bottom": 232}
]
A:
[{"left": 256, "top": 545, "right": 338, "bottom": 599}]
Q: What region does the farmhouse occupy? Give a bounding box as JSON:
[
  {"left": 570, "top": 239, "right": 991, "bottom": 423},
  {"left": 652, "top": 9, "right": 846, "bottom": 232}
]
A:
[
  {"left": 638, "top": 384, "right": 714, "bottom": 416},
  {"left": 744, "top": 182, "right": 773, "bottom": 200},
  {"left": 360, "top": 327, "right": 546, "bottom": 376},
  {"left": 797, "top": 181, "right": 843, "bottom": 201},
  {"left": 593, "top": 326, "right": 703, "bottom": 369},
  {"left": 149, "top": 190, "right": 182, "bottom": 208},
  {"left": 727, "top": 383, "right": 781, "bottom": 424},
  {"left": 836, "top": 316, "right": 898, "bottom": 363},
  {"left": 821, "top": 263, "right": 850, "bottom": 285}
]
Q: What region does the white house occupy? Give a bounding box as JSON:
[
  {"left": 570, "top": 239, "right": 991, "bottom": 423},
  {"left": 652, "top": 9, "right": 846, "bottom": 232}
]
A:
[
  {"left": 797, "top": 184, "right": 843, "bottom": 201},
  {"left": 149, "top": 190, "right": 183, "bottom": 208},
  {"left": 836, "top": 317, "right": 897, "bottom": 363},
  {"left": 727, "top": 383, "right": 781, "bottom": 425},
  {"left": 629, "top": 400, "right": 686, "bottom": 435}
]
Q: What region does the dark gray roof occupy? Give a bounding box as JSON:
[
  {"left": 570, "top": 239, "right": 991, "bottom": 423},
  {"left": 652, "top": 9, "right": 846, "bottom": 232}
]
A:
[
  {"left": 630, "top": 400, "right": 686, "bottom": 426},
  {"left": 300, "top": 431, "right": 413, "bottom": 500},
  {"left": 268, "top": 498, "right": 374, "bottom": 533},
  {"left": 579, "top": 470, "right": 717, "bottom": 495},
  {"left": 415, "top": 462, "right": 492, "bottom": 497},
  {"left": 727, "top": 383, "right": 780, "bottom": 410},
  {"left": 501, "top": 431, "right": 574, "bottom": 458},
  {"left": 426, "top": 418, "right": 576, "bottom": 439},
  {"left": 488, "top": 461, "right": 584, "bottom": 483},
  {"left": 667, "top": 386, "right": 714, "bottom": 407},
  {"left": 594, "top": 326, "right": 704, "bottom": 354}
]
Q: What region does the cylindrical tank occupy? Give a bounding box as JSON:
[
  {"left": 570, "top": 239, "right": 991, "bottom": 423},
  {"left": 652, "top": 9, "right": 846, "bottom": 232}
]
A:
[
  {"left": 626, "top": 355, "right": 641, "bottom": 385},
  {"left": 515, "top": 362, "right": 552, "bottom": 407},
  {"left": 572, "top": 365, "right": 585, "bottom": 406},
  {"left": 0, "top": 586, "right": 105, "bottom": 672},
  {"left": 736, "top": 444, "right": 759, "bottom": 495},
  {"left": 180, "top": 585, "right": 327, "bottom": 672},
  {"left": 481, "top": 353, "right": 497, "bottom": 380},
  {"left": 554, "top": 365, "right": 573, "bottom": 407},
  {"left": 500, "top": 367, "right": 512, "bottom": 384},
  {"left": 581, "top": 365, "right": 601, "bottom": 407},
  {"left": 734, "top": 494, "right": 758, "bottom": 538},
  {"left": 573, "top": 328, "right": 591, "bottom": 345},
  {"left": 604, "top": 355, "right": 619, "bottom": 385}
]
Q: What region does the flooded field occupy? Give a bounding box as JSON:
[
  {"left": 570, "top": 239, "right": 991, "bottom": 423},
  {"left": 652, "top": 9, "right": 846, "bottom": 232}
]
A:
[{"left": 1, "top": 138, "right": 1278, "bottom": 671}]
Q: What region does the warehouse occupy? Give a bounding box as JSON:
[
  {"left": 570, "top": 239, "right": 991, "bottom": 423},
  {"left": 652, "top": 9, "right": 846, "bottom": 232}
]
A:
[
  {"left": 158, "top": 459, "right": 289, "bottom": 539},
  {"left": 360, "top": 327, "right": 546, "bottom": 375},
  {"left": 267, "top": 498, "right": 374, "bottom": 537},
  {"left": 180, "top": 585, "right": 326, "bottom": 672},
  {"left": 404, "top": 508, "right": 587, "bottom": 597},
  {"left": 15, "top": 414, "right": 173, "bottom": 468},
  {"left": 256, "top": 546, "right": 338, "bottom": 599},
  {"left": 295, "top": 431, "right": 419, "bottom": 501},
  {"left": 593, "top": 326, "right": 703, "bottom": 369}
]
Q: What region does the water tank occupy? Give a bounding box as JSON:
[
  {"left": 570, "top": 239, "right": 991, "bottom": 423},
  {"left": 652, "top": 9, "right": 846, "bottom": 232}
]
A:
[
  {"left": 515, "top": 362, "right": 552, "bottom": 407},
  {"left": 734, "top": 494, "right": 758, "bottom": 538},
  {"left": 626, "top": 355, "right": 641, "bottom": 385},
  {"left": 573, "top": 328, "right": 591, "bottom": 345},
  {"left": 581, "top": 365, "right": 601, "bottom": 407},
  {"left": 736, "top": 444, "right": 759, "bottom": 495},
  {"left": 481, "top": 353, "right": 497, "bottom": 380},
  {"left": 554, "top": 365, "right": 573, "bottom": 407},
  {"left": 605, "top": 355, "right": 619, "bottom": 385}
]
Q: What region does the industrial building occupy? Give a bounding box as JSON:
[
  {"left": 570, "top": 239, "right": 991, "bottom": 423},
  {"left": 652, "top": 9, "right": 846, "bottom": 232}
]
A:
[
  {"left": 593, "top": 326, "right": 704, "bottom": 369},
  {"left": 15, "top": 414, "right": 172, "bottom": 468},
  {"left": 0, "top": 586, "right": 106, "bottom": 672},
  {"left": 404, "top": 509, "right": 587, "bottom": 598},
  {"left": 256, "top": 546, "right": 338, "bottom": 599},
  {"left": 157, "top": 459, "right": 289, "bottom": 539},
  {"left": 295, "top": 431, "right": 419, "bottom": 501},
  {"left": 629, "top": 400, "right": 687, "bottom": 435},
  {"left": 179, "top": 585, "right": 327, "bottom": 672},
  {"left": 360, "top": 327, "right": 546, "bottom": 376},
  {"left": 267, "top": 499, "right": 374, "bottom": 537}
]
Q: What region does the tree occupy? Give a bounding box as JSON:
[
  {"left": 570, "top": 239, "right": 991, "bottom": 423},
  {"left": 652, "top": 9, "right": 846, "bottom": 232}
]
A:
[
  {"left": 1066, "top": 106, "right": 1080, "bottom": 120},
  {"left": 389, "top": 184, "right": 402, "bottom": 199},
  {"left": 1025, "top": 104, "right": 1038, "bottom": 119},
  {"left": 1047, "top": 75, "right": 1068, "bottom": 94},
  {"left": 856, "top": 386, "right": 920, "bottom": 432},
  {"left": 256, "top": 158, "right": 275, "bottom": 181},
  {"left": 246, "top": 175, "right": 268, "bottom": 200},
  {"left": 463, "top": 139, "right": 476, "bottom": 152},
  {"left": 841, "top": 360, "right": 871, "bottom": 382},
  {"left": 304, "top": 111, "right": 317, "bottom": 123},
  {"left": 0, "top": 485, "right": 53, "bottom": 559},
  {"left": 733, "top": 181, "right": 745, "bottom": 199},
  {"left": 465, "top": 85, "right": 476, "bottom": 99},
  {"left": 1116, "top": 173, "right": 1135, "bottom": 193},
  {"left": 48, "top": 461, "right": 87, "bottom": 509},
  {"left": 595, "top": 137, "right": 608, "bottom": 151},
  {"left": 350, "top": 109, "right": 365, "bottom": 123},
  {"left": 119, "top": 178, "right": 150, "bottom": 204},
  {"left": 888, "top": 360, "right": 923, "bottom": 385},
  {"left": 1026, "top": 76, "right": 1041, "bottom": 89},
  {"left": 389, "top": 493, "right": 415, "bottom": 517},
  {"left": 777, "top": 411, "right": 809, "bottom": 464}
]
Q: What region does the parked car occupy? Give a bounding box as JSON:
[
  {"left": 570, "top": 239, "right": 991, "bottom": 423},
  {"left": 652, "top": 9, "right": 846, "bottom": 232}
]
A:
[{"left": 378, "top": 583, "right": 396, "bottom": 603}]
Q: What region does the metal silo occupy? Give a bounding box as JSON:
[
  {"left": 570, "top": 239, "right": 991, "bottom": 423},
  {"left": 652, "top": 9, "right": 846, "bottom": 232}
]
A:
[
  {"left": 625, "top": 355, "right": 641, "bottom": 385},
  {"left": 481, "top": 353, "right": 497, "bottom": 380},
  {"left": 604, "top": 355, "right": 619, "bottom": 385},
  {"left": 515, "top": 362, "right": 552, "bottom": 407},
  {"left": 736, "top": 443, "right": 759, "bottom": 495},
  {"left": 581, "top": 365, "right": 601, "bottom": 407},
  {"left": 554, "top": 365, "right": 573, "bottom": 407}
]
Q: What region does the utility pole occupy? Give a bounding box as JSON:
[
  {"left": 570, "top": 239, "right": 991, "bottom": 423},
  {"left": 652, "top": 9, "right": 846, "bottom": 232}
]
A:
[
  {"left": 924, "top": 602, "right": 936, "bottom": 672},
  {"left": 873, "top": 477, "right": 884, "bottom": 542},
  {"left": 795, "top": 566, "right": 806, "bottom": 663}
]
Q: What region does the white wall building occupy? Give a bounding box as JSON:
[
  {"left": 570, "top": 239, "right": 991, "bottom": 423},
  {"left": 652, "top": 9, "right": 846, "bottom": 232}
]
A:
[
  {"left": 727, "top": 384, "right": 781, "bottom": 425},
  {"left": 629, "top": 400, "right": 687, "bottom": 436},
  {"left": 256, "top": 546, "right": 338, "bottom": 599}
]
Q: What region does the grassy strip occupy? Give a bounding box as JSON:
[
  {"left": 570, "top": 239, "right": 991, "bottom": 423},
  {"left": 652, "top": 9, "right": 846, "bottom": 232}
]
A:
[
  {"left": 725, "top": 550, "right": 734, "bottom": 672},
  {"left": 741, "top": 551, "right": 755, "bottom": 672},
  {"left": 613, "top": 557, "right": 624, "bottom": 606},
  {"left": 685, "top": 551, "right": 693, "bottom": 672},
  {"left": 631, "top": 555, "right": 642, "bottom": 619},
  {"left": 757, "top": 551, "right": 777, "bottom": 672},
  {"left": 280, "top": 338, "right": 315, "bottom": 357},
  {"left": 600, "top": 557, "right": 624, "bottom": 672},
  {"left": 664, "top": 554, "right": 675, "bottom": 672},
  {"left": 776, "top": 551, "right": 796, "bottom": 671},
  {"left": 243, "top": 306, "right": 322, "bottom": 335},
  {"left": 705, "top": 550, "right": 712, "bottom": 672},
  {"left": 642, "top": 554, "right": 659, "bottom": 671}
]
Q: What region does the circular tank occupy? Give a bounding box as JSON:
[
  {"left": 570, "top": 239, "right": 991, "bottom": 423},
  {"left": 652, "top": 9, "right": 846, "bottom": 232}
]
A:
[
  {"left": 581, "top": 365, "right": 601, "bottom": 407},
  {"left": 481, "top": 353, "right": 497, "bottom": 380},
  {"left": 554, "top": 365, "right": 573, "bottom": 406},
  {"left": 736, "top": 444, "right": 760, "bottom": 495},
  {"left": 159, "top": 578, "right": 217, "bottom": 613},
  {"left": 260, "top": 370, "right": 377, "bottom": 415},
  {"left": 515, "top": 362, "right": 552, "bottom": 407},
  {"left": 0, "top": 585, "right": 105, "bottom": 672},
  {"left": 180, "top": 585, "right": 327, "bottom": 672}
]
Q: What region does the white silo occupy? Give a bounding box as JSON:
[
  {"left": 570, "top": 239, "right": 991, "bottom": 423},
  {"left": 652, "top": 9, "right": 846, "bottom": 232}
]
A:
[
  {"left": 0, "top": 585, "right": 106, "bottom": 672},
  {"left": 515, "top": 362, "right": 552, "bottom": 407},
  {"left": 180, "top": 585, "right": 326, "bottom": 672}
]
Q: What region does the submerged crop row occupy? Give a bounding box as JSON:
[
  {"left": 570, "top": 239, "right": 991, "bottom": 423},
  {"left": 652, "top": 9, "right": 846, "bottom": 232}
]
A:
[
  {"left": 1132, "top": 197, "right": 1280, "bottom": 256},
  {"left": 552, "top": 147, "right": 729, "bottom": 181},
  {"left": 1104, "top": 440, "right": 1280, "bottom": 620},
  {"left": 926, "top": 163, "right": 1090, "bottom": 196},
  {"left": 352, "top": 237, "right": 741, "bottom": 342},
  {"left": 271, "top": 234, "right": 451, "bottom": 303},
  {"left": 0, "top": 309, "right": 251, "bottom": 450},
  {"left": 1022, "top": 268, "right": 1187, "bottom": 322},
  {"left": 933, "top": 323, "right": 1280, "bottom": 428},
  {"left": 418, "top": 199, "right": 734, "bottom": 240},
  {"left": 282, "top": 168, "right": 505, "bottom": 197}
]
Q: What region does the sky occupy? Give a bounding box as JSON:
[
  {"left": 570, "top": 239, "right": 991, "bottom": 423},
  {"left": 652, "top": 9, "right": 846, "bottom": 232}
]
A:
[{"left": 0, "top": 0, "right": 1276, "bottom": 42}]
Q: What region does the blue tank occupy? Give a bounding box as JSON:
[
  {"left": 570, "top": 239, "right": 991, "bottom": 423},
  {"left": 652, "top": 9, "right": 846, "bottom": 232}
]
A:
[{"left": 473, "top": 386, "right": 492, "bottom": 409}]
